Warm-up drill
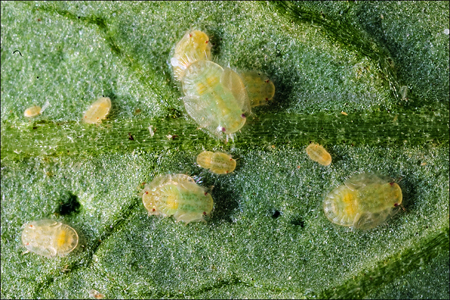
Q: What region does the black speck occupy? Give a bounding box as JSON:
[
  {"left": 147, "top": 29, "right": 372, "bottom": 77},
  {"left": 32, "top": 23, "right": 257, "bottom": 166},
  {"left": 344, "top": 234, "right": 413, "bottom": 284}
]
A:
[{"left": 128, "top": 132, "right": 134, "bottom": 141}]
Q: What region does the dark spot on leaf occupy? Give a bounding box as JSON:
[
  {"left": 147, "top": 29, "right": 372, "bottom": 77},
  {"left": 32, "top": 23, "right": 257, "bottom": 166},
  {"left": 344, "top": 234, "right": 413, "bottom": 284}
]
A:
[
  {"left": 272, "top": 210, "right": 281, "bottom": 219},
  {"left": 291, "top": 217, "right": 305, "bottom": 228},
  {"left": 57, "top": 192, "right": 81, "bottom": 216}
]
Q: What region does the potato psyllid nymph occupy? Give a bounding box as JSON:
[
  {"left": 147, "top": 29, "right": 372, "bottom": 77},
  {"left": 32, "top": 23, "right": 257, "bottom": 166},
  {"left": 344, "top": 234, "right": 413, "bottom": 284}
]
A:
[
  {"left": 83, "top": 97, "right": 111, "bottom": 124},
  {"left": 142, "top": 174, "right": 214, "bottom": 224},
  {"left": 221, "top": 68, "right": 251, "bottom": 115},
  {"left": 182, "top": 60, "right": 248, "bottom": 139},
  {"left": 197, "top": 151, "right": 236, "bottom": 174},
  {"left": 171, "top": 30, "right": 212, "bottom": 81},
  {"left": 24, "top": 106, "right": 42, "bottom": 118},
  {"left": 24, "top": 101, "right": 50, "bottom": 118},
  {"left": 306, "top": 143, "right": 332, "bottom": 166},
  {"left": 323, "top": 173, "right": 403, "bottom": 230},
  {"left": 21, "top": 219, "right": 79, "bottom": 257},
  {"left": 240, "top": 71, "right": 275, "bottom": 107}
]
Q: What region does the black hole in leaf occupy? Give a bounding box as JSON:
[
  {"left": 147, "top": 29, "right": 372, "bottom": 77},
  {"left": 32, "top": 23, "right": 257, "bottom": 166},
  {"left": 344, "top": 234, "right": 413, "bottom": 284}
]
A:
[
  {"left": 272, "top": 210, "right": 281, "bottom": 219},
  {"left": 57, "top": 192, "right": 81, "bottom": 216}
]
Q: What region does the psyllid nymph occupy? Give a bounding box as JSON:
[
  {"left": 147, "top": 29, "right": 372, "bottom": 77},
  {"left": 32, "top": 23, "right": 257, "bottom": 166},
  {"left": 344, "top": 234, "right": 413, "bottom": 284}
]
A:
[
  {"left": 21, "top": 219, "right": 79, "bottom": 257},
  {"left": 142, "top": 174, "right": 214, "bottom": 224},
  {"left": 182, "top": 60, "right": 249, "bottom": 139},
  {"left": 323, "top": 173, "right": 403, "bottom": 230},
  {"left": 197, "top": 151, "right": 236, "bottom": 174}
]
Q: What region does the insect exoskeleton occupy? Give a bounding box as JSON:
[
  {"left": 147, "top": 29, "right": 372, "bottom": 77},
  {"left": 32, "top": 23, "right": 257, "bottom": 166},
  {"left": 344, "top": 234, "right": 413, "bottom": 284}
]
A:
[
  {"left": 82, "top": 97, "right": 111, "bottom": 124},
  {"left": 240, "top": 71, "right": 275, "bottom": 107},
  {"left": 305, "top": 143, "right": 332, "bottom": 166},
  {"left": 221, "top": 67, "right": 251, "bottom": 115},
  {"left": 142, "top": 174, "right": 214, "bottom": 224},
  {"left": 170, "top": 30, "right": 212, "bottom": 81},
  {"left": 323, "top": 173, "right": 403, "bottom": 230},
  {"left": 21, "top": 219, "right": 79, "bottom": 257},
  {"left": 197, "top": 151, "right": 236, "bottom": 174},
  {"left": 181, "top": 60, "right": 250, "bottom": 139},
  {"left": 24, "top": 106, "right": 42, "bottom": 117}
]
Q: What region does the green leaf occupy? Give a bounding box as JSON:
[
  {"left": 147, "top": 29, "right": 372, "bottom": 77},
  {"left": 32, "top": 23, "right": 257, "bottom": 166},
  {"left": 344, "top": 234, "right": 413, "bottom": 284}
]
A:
[{"left": 1, "top": 1, "right": 448, "bottom": 299}]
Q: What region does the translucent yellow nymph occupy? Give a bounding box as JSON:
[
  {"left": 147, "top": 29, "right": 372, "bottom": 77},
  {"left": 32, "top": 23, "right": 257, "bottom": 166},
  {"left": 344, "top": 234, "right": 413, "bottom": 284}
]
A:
[
  {"left": 171, "top": 30, "right": 212, "bottom": 81},
  {"left": 182, "top": 60, "right": 250, "bottom": 139},
  {"left": 323, "top": 173, "right": 403, "bottom": 230},
  {"left": 24, "top": 106, "right": 42, "bottom": 117},
  {"left": 24, "top": 101, "right": 50, "bottom": 118},
  {"left": 21, "top": 219, "right": 79, "bottom": 257},
  {"left": 306, "top": 143, "right": 332, "bottom": 166},
  {"left": 82, "top": 97, "right": 111, "bottom": 124},
  {"left": 142, "top": 174, "right": 214, "bottom": 224},
  {"left": 240, "top": 71, "right": 275, "bottom": 107},
  {"left": 197, "top": 151, "right": 236, "bottom": 174}
]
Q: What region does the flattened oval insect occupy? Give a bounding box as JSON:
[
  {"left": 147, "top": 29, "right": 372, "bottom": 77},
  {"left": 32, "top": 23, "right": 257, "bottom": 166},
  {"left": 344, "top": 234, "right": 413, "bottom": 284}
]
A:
[
  {"left": 24, "top": 105, "right": 42, "bottom": 117},
  {"left": 170, "top": 30, "right": 212, "bottom": 81},
  {"left": 323, "top": 173, "right": 403, "bottom": 230},
  {"left": 83, "top": 97, "right": 111, "bottom": 124},
  {"left": 240, "top": 71, "right": 275, "bottom": 107},
  {"left": 306, "top": 143, "right": 332, "bottom": 166},
  {"left": 197, "top": 151, "right": 236, "bottom": 174},
  {"left": 182, "top": 60, "right": 248, "bottom": 139},
  {"left": 221, "top": 67, "right": 251, "bottom": 114},
  {"left": 142, "top": 174, "right": 214, "bottom": 224},
  {"left": 21, "top": 219, "right": 79, "bottom": 257}
]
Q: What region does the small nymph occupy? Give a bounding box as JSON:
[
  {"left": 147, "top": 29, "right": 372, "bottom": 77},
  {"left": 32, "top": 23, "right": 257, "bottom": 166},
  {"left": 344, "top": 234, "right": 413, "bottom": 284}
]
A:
[
  {"left": 170, "top": 30, "right": 212, "bottom": 81},
  {"left": 21, "top": 219, "right": 79, "bottom": 257},
  {"left": 240, "top": 71, "right": 275, "bottom": 107},
  {"left": 142, "top": 174, "right": 214, "bottom": 224},
  {"left": 181, "top": 60, "right": 248, "bottom": 139},
  {"left": 82, "top": 97, "right": 111, "bottom": 124},
  {"left": 197, "top": 151, "right": 236, "bottom": 174},
  {"left": 305, "top": 143, "right": 332, "bottom": 166},
  {"left": 24, "top": 101, "right": 50, "bottom": 118},
  {"left": 323, "top": 173, "right": 403, "bottom": 230}
]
